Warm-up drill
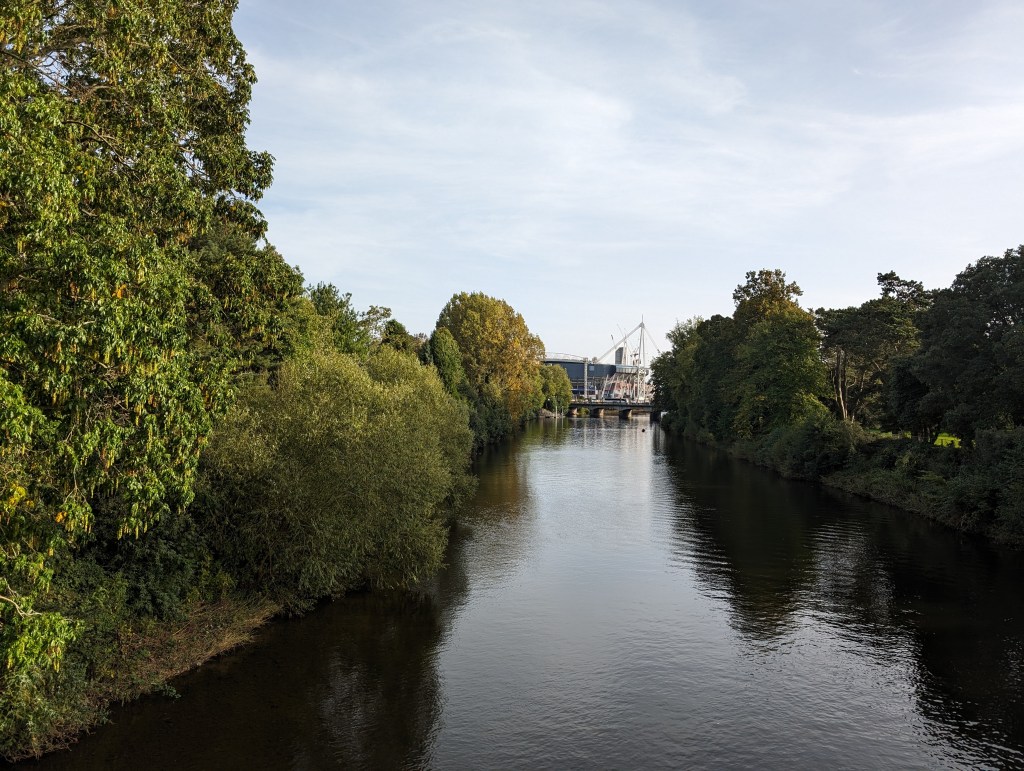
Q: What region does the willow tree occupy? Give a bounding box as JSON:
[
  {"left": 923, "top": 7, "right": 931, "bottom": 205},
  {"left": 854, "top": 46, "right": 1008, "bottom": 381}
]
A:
[
  {"left": 1, "top": 1, "right": 285, "bottom": 751},
  {"left": 435, "top": 292, "right": 544, "bottom": 432}
]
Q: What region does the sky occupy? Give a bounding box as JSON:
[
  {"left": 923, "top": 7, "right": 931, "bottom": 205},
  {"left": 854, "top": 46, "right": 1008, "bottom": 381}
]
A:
[{"left": 233, "top": 0, "right": 1024, "bottom": 360}]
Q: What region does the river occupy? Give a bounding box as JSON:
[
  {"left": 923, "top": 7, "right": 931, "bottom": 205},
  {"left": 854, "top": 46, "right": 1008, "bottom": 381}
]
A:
[{"left": 30, "top": 418, "right": 1024, "bottom": 769}]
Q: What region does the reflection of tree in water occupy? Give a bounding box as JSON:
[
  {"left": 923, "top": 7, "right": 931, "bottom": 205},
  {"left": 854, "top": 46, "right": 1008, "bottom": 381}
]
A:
[
  {"left": 310, "top": 593, "right": 446, "bottom": 768},
  {"left": 865, "top": 520, "right": 1024, "bottom": 759},
  {"left": 305, "top": 516, "right": 476, "bottom": 767},
  {"left": 660, "top": 436, "right": 819, "bottom": 642},
  {"left": 471, "top": 434, "right": 531, "bottom": 515},
  {"left": 658, "top": 432, "right": 1024, "bottom": 762}
]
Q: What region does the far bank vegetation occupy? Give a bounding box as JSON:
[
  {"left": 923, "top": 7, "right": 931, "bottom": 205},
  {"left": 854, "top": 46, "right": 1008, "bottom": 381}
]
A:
[{"left": 652, "top": 248, "right": 1024, "bottom": 544}]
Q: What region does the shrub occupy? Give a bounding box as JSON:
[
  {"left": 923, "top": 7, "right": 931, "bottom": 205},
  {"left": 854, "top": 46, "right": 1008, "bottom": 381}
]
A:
[{"left": 193, "top": 347, "right": 473, "bottom": 610}]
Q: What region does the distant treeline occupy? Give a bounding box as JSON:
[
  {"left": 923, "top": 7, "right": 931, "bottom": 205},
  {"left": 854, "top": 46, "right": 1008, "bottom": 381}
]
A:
[
  {"left": 652, "top": 247, "right": 1024, "bottom": 544},
  {"left": 0, "top": 2, "right": 573, "bottom": 760}
]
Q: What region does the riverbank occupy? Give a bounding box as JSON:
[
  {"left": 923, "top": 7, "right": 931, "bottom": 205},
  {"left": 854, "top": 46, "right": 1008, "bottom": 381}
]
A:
[
  {"left": 664, "top": 419, "right": 1024, "bottom": 549},
  {"left": 8, "top": 598, "right": 280, "bottom": 762}
]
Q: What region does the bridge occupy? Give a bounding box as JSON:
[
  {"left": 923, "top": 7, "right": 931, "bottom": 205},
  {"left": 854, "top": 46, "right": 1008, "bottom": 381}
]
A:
[
  {"left": 545, "top": 321, "right": 662, "bottom": 420},
  {"left": 567, "top": 399, "right": 660, "bottom": 421}
]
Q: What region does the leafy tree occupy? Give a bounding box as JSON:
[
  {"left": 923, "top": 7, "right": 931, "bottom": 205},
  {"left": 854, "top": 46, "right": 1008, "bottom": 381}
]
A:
[
  {"left": 435, "top": 292, "right": 545, "bottom": 432},
  {"left": 426, "top": 327, "right": 467, "bottom": 397},
  {"left": 687, "top": 314, "right": 741, "bottom": 441},
  {"left": 538, "top": 364, "right": 573, "bottom": 414},
  {"left": 194, "top": 346, "right": 473, "bottom": 610},
  {"left": 651, "top": 318, "right": 703, "bottom": 424},
  {"left": 1, "top": 0, "right": 285, "bottom": 750},
  {"left": 306, "top": 283, "right": 390, "bottom": 355},
  {"left": 733, "top": 307, "right": 828, "bottom": 437},
  {"left": 910, "top": 246, "right": 1024, "bottom": 439},
  {"left": 380, "top": 319, "right": 417, "bottom": 354},
  {"left": 732, "top": 269, "right": 803, "bottom": 328},
  {"left": 816, "top": 272, "right": 929, "bottom": 425},
  {"left": 727, "top": 270, "right": 827, "bottom": 437}
]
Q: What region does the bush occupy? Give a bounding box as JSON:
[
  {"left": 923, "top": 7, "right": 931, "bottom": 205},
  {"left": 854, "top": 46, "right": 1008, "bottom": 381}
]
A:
[
  {"left": 193, "top": 347, "right": 473, "bottom": 610},
  {"left": 948, "top": 428, "right": 1024, "bottom": 542},
  {"left": 758, "top": 414, "right": 863, "bottom": 479}
]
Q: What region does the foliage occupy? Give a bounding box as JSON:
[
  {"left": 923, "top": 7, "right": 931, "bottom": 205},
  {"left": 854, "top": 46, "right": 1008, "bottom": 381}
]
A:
[
  {"left": 653, "top": 269, "right": 827, "bottom": 443},
  {"left": 732, "top": 306, "right": 828, "bottom": 438},
  {"left": 538, "top": 364, "right": 573, "bottom": 414},
  {"left": 909, "top": 246, "right": 1024, "bottom": 440},
  {"left": 380, "top": 319, "right": 417, "bottom": 354},
  {"left": 306, "top": 282, "right": 391, "bottom": 356},
  {"left": 816, "top": 272, "right": 929, "bottom": 425},
  {"left": 435, "top": 292, "right": 545, "bottom": 441},
  {"left": 425, "top": 327, "right": 467, "bottom": 397},
  {"left": 193, "top": 346, "right": 473, "bottom": 611},
  {"left": 0, "top": 0, "right": 297, "bottom": 752},
  {"left": 732, "top": 269, "right": 803, "bottom": 327},
  {"left": 946, "top": 428, "right": 1024, "bottom": 539}
]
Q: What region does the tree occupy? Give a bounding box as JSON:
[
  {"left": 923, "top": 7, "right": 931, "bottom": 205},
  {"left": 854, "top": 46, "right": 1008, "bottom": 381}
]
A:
[
  {"left": 687, "top": 314, "right": 742, "bottom": 440},
  {"left": 651, "top": 318, "right": 703, "bottom": 424},
  {"left": 816, "top": 272, "right": 929, "bottom": 425},
  {"left": 435, "top": 292, "right": 544, "bottom": 430},
  {"left": 732, "top": 307, "right": 828, "bottom": 437},
  {"left": 380, "top": 319, "right": 417, "bottom": 354},
  {"left": 1, "top": 0, "right": 284, "bottom": 747},
  {"left": 732, "top": 269, "right": 803, "bottom": 328},
  {"left": 426, "top": 327, "right": 467, "bottom": 397},
  {"left": 538, "top": 365, "right": 573, "bottom": 414},
  {"left": 194, "top": 346, "right": 473, "bottom": 610},
  {"left": 909, "top": 246, "right": 1024, "bottom": 439},
  {"left": 306, "top": 283, "right": 391, "bottom": 355}
]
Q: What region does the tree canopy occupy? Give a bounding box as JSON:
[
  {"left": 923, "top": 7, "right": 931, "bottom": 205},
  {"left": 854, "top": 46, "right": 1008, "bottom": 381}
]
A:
[
  {"left": 1, "top": 0, "right": 297, "bottom": 750},
  {"left": 435, "top": 292, "right": 544, "bottom": 431}
]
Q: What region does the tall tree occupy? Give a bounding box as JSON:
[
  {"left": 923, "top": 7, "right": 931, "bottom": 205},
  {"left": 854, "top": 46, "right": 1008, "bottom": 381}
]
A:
[
  {"left": 732, "top": 269, "right": 803, "bottom": 329},
  {"left": 911, "top": 246, "right": 1024, "bottom": 439},
  {"left": 732, "top": 307, "right": 828, "bottom": 437},
  {"left": 816, "top": 272, "right": 929, "bottom": 425},
  {"left": 538, "top": 364, "right": 573, "bottom": 414},
  {"left": 435, "top": 292, "right": 544, "bottom": 428},
  {"left": 1, "top": 0, "right": 284, "bottom": 740},
  {"left": 728, "top": 270, "right": 826, "bottom": 437}
]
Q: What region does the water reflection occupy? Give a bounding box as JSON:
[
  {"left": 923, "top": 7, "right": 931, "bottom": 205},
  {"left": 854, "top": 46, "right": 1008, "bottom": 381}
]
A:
[
  {"left": 660, "top": 438, "right": 817, "bottom": 641},
  {"left": 660, "top": 434, "right": 1024, "bottom": 765},
  {"left": 32, "top": 543, "right": 471, "bottom": 771}
]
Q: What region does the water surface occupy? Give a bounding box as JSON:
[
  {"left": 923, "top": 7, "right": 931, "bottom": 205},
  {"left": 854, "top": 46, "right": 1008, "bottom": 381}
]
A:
[{"left": 31, "top": 418, "right": 1024, "bottom": 769}]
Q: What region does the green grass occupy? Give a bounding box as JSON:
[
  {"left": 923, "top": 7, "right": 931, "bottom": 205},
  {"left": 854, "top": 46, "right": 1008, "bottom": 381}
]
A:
[{"left": 935, "top": 432, "right": 961, "bottom": 448}]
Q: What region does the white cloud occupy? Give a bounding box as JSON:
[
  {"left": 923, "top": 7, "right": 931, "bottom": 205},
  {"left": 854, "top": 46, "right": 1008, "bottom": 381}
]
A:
[{"left": 237, "top": 0, "right": 1024, "bottom": 353}]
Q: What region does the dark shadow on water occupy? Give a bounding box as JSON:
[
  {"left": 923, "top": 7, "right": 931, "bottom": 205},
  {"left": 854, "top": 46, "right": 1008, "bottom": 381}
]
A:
[{"left": 658, "top": 431, "right": 1024, "bottom": 763}]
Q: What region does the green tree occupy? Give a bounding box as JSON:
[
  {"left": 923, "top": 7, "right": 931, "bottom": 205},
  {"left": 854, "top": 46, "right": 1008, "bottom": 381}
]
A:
[
  {"left": 732, "top": 307, "right": 828, "bottom": 437},
  {"left": 306, "top": 283, "right": 391, "bottom": 355},
  {"left": 732, "top": 269, "right": 803, "bottom": 328},
  {"left": 435, "top": 292, "right": 545, "bottom": 433},
  {"left": 688, "top": 315, "right": 742, "bottom": 440},
  {"left": 651, "top": 318, "right": 703, "bottom": 426},
  {"left": 728, "top": 270, "right": 826, "bottom": 437},
  {"left": 816, "top": 272, "right": 929, "bottom": 425},
  {"left": 910, "top": 246, "right": 1024, "bottom": 439},
  {"left": 380, "top": 319, "right": 417, "bottom": 354},
  {"left": 1, "top": 0, "right": 284, "bottom": 751},
  {"left": 194, "top": 346, "right": 473, "bottom": 610},
  {"left": 426, "top": 327, "right": 467, "bottom": 397},
  {"left": 538, "top": 364, "right": 573, "bottom": 414}
]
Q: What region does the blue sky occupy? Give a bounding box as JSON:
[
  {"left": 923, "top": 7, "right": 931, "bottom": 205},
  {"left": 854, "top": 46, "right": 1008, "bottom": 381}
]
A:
[{"left": 234, "top": 0, "right": 1024, "bottom": 359}]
